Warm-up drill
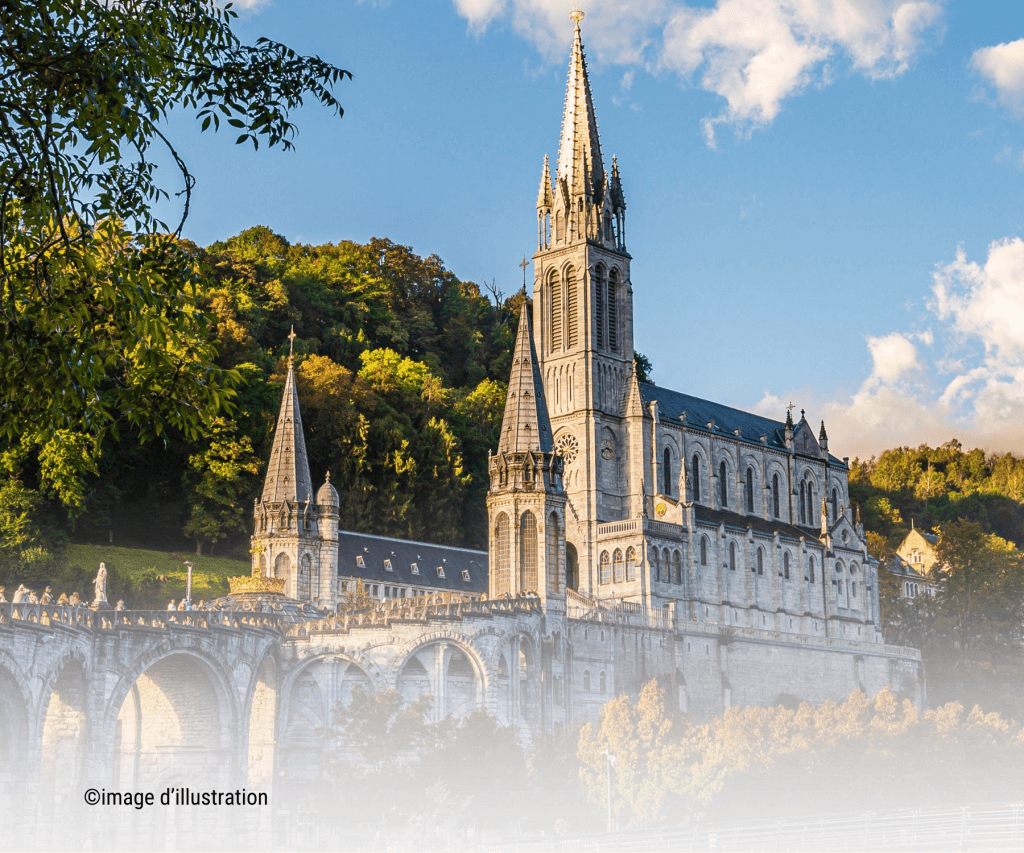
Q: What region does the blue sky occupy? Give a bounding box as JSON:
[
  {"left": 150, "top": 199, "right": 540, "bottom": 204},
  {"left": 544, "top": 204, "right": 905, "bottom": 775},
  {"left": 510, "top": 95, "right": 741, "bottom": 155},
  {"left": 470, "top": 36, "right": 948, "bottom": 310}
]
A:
[{"left": 164, "top": 1, "right": 1024, "bottom": 458}]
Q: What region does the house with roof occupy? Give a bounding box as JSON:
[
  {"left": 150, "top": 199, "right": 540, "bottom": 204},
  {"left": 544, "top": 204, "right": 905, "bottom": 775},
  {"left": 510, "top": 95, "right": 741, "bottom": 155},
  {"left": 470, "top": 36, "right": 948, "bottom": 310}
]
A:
[{"left": 888, "top": 523, "right": 939, "bottom": 599}]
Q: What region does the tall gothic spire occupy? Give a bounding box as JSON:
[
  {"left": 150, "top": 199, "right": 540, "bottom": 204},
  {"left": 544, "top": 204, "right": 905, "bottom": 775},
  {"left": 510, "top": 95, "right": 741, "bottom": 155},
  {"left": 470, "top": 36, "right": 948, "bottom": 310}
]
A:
[
  {"left": 261, "top": 328, "right": 313, "bottom": 504},
  {"left": 498, "top": 304, "right": 553, "bottom": 455},
  {"left": 537, "top": 154, "right": 554, "bottom": 210},
  {"left": 556, "top": 16, "right": 604, "bottom": 199}
]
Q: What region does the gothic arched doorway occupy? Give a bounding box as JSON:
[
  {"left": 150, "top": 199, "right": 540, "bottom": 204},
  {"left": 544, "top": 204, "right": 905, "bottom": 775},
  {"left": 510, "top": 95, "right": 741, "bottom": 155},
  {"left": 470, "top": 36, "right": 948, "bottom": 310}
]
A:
[{"left": 565, "top": 543, "right": 579, "bottom": 592}]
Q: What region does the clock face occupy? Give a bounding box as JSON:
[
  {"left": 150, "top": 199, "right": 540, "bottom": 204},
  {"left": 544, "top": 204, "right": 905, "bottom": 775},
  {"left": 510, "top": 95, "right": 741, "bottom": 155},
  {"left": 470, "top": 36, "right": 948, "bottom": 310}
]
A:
[
  {"left": 555, "top": 433, "right": 579, "bottom": 465},
  {"left": 601, "top": 438, "right": 614, "bottom": 460},
  {"left": 656, "top": 503, "right": 667, "bottom": 517}
]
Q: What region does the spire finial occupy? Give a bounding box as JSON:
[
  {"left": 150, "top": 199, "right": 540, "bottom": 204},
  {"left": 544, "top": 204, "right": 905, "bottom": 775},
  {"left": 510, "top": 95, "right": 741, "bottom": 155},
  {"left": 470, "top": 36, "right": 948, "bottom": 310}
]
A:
[
  {"left": 288, "top": 325, "right": 297, "bottom": 363},
  {"left": 570, "top": 2, "right": 584, "bottom": 25},
  {"left": 519, "top": 255, "right": 529, "bottom": 294}
]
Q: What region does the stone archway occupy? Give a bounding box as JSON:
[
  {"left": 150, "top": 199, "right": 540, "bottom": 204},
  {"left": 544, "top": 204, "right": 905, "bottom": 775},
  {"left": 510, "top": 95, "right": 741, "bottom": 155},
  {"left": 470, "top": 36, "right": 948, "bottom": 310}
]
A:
[
  {"left": 247, "top": 655, "right": 277, "bottom": 789},
  {"left": 39, "top": 657, "right": 88, "bottom": 810},
  {"left": 566, "top": 543, "right": 579, "bottom": 591},
  {"left": 112, "top": 652, "right": 234, "bottom": 791},
  {"left": 280, "top": 655, "right": 376, "bottom": 777},
  {"left": 394, "top": 640, "right": 485, "bottom": 723},
  {"left": 0, "top": 662, "right": 29, "bottom": 800}
]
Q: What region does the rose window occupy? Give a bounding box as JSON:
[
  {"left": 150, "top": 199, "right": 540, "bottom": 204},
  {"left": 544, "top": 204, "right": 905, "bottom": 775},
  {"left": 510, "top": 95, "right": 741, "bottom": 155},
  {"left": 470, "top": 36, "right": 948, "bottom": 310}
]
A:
[{"left": 555, "top": 433, "right": 579, "bottom": 465}]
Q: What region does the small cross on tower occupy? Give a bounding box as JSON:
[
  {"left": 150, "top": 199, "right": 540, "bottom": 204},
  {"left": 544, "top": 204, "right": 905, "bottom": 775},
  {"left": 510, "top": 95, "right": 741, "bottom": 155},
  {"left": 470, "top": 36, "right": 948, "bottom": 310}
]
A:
[
  {"left": 288, "top": 325, "right": 297, "bottom": 361},
  {"left": 519, "top": 255, "right": 529, "bottom": 294}
]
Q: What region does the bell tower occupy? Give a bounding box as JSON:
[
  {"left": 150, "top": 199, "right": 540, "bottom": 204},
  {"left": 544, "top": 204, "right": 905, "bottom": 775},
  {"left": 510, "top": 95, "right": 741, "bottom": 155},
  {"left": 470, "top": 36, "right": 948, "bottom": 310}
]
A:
[{"left": 534, "top": 9, "right": 632, "bottom": 420}]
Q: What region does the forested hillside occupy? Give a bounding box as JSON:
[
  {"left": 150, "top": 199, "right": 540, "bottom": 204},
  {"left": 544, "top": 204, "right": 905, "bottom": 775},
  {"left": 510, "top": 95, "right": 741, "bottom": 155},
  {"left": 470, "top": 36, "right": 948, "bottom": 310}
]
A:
[{"left": 0, "top": 227, "right": 523, "bottom": 585}]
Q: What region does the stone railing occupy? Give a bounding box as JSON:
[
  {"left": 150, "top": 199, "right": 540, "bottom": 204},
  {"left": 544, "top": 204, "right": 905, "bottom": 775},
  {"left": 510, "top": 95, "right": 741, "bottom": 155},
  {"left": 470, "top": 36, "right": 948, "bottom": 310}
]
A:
[
  {"left": 596, "top": 518, "right": 682, "bottom": 539},
  {"left": 0, "top": 603, "right": 281, "bottom": 633},
  {"left": 565, "top": 589, "right": 673, "bottom": 630},
  {"left": 287, "top": 594, "right": 544, "bottom": 637},
  {"left": 596, "top": 519, "right": 639, "bottom": 537}
]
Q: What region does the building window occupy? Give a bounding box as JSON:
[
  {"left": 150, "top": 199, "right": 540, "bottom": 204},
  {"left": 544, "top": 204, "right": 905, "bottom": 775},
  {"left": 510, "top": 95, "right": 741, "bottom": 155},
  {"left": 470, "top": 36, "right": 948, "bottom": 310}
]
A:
[
  {"left": 384, "top": 559, "right": 393, "bottom": 572},
  {"left": 783, "top": 551, "right": 791, "bottom": 579},
  {"left": 599, "top": 671, "right": 607, "bottom": 692},
  {"left": 700, "top": 536, "right": 708, "bottom": 566},
  {"left": 600, "top": 551, "right": 611, "bottom": 584},
  {"left": 650, "top": 548, "right": 660, "bottom": 584},
  {"left": 298, "top": 554, "right": 312, "bottom": 600},
  {"left": 692, "top": 454, "right": 701, "bottom": 502},
  {"left": 565, "top": 264, "right": 579, "bottom": 348},
  {"left": 672, "top": 550, "right": 682, "bottom": 584},
  {"left": 746, "top": 467, "right": 754, "bottom": 512},
  {"left": 625, "top": 547, "right": 637, "bottom": 581},
  {"left": 664, "top": 448, "right": 673, "bottom": 496},
  {"left": 462, "top": 570, "right": 471, "bottom": 582},
  {"left": 595, "top": 265, "right": 606, "bottom": 349},
  {"left": 608, "top": 269, "right": 619, "bottom": 353},
  {"left": 720, "top": 461, "right": 728, "bottom": 507},
  {"left": 809, "top": 556, "right": 815, "bottom": 584},
  {"left": 772, "top": 474, "right": 780, "bottom": 518},
  {"left": 356, "top": 555, "right": 365, "bottom": 569},
  {"left": 613, "top": 549, "right": 625, "bottom": 583},
  {"left": 799, "top": 482, "right": 806, "bottom": 524},
  {"left": 729, "top": 541, "right": 736, "bottom": 571},
  {"left": 549, "top": 269, "right": 562, "bottom": 351},
  {"left": 756, "top": 547, "right": 763, "bottom": 575},
  {"left": 831, "top": 488, "right": 838, "bottom": 522},
  {"left": 494, "top": 512, "right": 510, "bottom": 595},
  {"left": 583, "top": 670, "right": 591, "bottom": 691},
  {"left": 437, "top": 566, "right": 445, "bottom": 579},
  {"left": 520, "top": 511, "right": 538, "bottom": 593},
  {"left": 852, "top": 582, "right": 857, "bottom": 598},
  {"left": 411, "top": 562, "right": 419, "bottom": 575}
]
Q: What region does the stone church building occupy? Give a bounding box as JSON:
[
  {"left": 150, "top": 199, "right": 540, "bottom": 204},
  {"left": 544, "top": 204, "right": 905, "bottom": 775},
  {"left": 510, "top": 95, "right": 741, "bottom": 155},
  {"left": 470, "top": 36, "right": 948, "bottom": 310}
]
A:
[{"left": 245, "top": 15, "right": 921, "bottom": 730}]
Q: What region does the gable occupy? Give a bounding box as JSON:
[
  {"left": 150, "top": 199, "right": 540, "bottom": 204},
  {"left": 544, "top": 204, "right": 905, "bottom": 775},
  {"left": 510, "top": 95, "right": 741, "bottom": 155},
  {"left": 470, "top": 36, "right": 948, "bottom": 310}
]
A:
[{"left": 792, "top": 422, "right": 820, "bottom": 457}]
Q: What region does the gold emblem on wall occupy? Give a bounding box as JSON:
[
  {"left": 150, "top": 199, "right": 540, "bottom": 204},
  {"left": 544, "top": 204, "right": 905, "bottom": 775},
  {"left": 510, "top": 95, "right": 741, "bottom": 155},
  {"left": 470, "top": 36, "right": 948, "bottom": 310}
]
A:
[{"left": 656, "top": 503, "right": 666, "bottom": 517}]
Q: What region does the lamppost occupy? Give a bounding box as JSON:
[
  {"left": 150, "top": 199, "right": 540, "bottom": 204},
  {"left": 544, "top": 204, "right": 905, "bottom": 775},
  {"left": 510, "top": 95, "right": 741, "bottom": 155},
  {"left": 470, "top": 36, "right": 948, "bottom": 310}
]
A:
[
  {"left": 185, "top": 561, "right": 194, "bottom": 607},
  {"left": 602, "top": 748, "right": 616, "bottom": 832}
]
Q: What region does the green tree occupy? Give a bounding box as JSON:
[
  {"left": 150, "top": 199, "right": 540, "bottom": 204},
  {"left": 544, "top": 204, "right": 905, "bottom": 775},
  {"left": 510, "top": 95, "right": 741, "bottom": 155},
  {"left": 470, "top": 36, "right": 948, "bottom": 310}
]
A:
[{"left": 0, "top": 0, "right": 348, "bottom": 455}]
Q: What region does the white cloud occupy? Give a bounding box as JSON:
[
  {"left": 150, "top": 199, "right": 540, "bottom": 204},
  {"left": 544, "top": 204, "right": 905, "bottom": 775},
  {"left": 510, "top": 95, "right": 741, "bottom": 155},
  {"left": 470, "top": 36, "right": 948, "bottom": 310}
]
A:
[
  {"left": 451, "top": 0, "right": 943, "bottom": 145},
  {"left": 226, "top": 0, "right": 270, "bottom": 10},
  {"left": 973, "top": 38, "right": 1024, "bottom": 116},
  {"left": 760, "top": 237, "right": 1024, "bottom": 458}
]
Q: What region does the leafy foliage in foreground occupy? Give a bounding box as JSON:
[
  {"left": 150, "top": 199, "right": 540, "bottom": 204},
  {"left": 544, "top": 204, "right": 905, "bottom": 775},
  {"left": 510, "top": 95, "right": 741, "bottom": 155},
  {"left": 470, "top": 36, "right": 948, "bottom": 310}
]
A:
[{"left": 578, "top": 681, "right": 1024, "bottom": 829}]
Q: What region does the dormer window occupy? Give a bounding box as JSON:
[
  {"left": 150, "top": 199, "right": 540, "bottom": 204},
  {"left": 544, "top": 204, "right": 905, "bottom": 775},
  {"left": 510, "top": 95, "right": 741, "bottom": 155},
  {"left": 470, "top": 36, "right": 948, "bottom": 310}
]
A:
[
  {"left": 356, "top": 555, "right": 365, "bottom": 569},
  {"left": 462, "top": 570, "right": 471, "bottom": 582},
  {"left": 437, "top": 566, "right": 445, "bottom": 579},
  {"left": 384, "top": 559, "right": 393, "bottom": 572},
  {"left": 411, "top": 562, "right": 420, "bottom": 575}
]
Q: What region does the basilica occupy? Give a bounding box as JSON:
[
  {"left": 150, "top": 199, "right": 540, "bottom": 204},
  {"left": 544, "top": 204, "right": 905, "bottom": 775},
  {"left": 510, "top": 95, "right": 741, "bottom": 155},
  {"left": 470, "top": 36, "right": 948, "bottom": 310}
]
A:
[{"left": 239, "top": 13, "right": 921, "bottom": 731}]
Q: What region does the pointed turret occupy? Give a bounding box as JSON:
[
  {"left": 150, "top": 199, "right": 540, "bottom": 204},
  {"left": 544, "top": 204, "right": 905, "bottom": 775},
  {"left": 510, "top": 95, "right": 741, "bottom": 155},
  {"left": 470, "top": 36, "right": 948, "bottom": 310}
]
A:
[
  {"left": 557, "top": 16, "right": 604, "bottom": 202},
  {"left": 610, "top": 155, "right": 625, "bottom": 210},
  {"left": 537, "top": 155, "right": 554, "bottom": 210},
  {"left": 819, "top": 420, "right": 829, "bottom": 453},
  {"left": 262, "top": 329, "right": 313, "bottom": 504},
  {"left": 498, "top": 304, "right": 553, "bottom": 454}
]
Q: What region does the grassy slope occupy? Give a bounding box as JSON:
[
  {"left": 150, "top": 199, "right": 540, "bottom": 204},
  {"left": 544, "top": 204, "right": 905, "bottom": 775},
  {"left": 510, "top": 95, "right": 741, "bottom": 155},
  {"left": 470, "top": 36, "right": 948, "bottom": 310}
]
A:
[{"left": 65, "top": 543, "right": 248, "bottom": 607}]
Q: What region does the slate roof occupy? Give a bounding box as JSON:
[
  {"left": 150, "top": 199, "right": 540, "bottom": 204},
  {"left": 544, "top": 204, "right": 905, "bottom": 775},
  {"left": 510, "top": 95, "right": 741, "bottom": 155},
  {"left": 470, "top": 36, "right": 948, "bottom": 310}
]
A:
[
  {"left": 337, "top": 531, "right": 488, "bottom": 595},
  {"left": 694, "top": 506, "right": 817, "bottom": 542},
  {"left": 638, "top": 382, "right": 847, "bottom": 467},
  {"left": 499, "top": 303, "right": 553, "bottom": 455},
  {"left": 262, "top": 358, "right": 314, "bottom": 504}
]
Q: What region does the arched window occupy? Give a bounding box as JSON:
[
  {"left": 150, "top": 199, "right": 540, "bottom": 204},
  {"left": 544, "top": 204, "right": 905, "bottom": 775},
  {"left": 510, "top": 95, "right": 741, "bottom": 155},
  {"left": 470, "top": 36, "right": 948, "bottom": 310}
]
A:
[
  {"left": 720, "top": 461, "right": 728, "bottom": 507},
  {"left": 650, "top": 548, "right": 659, "bottom": 584},
  {"left": 608, "top": 269, "right": 619, "bottom": 353},
  {"left": 599, "top": 671, "right": 607, "bottom": 692},
  {"left": 519, "top": 511, "right": 538, "bottom": 593},
  {"left": 746, "top": 467, "right": 755, "bottom": 512},
  {"left": 549, "top": 269, "right": 562, "bottom": 352},
  {"left": 565, "top": 264, "right": 579, "bottom": 348},
  {"left": 625, "top": 547, "right": 637, "bottom": 581},
  {"left": 772, "top": 474, "right": 780, "bottom": 518},
  {"left": 700, "top": 536, "right": 708, "bottom": 566},
  {"left": 756, "top": 547, "right": 764, "bottom": 575},
  {"left": 583, "top": 670, "right": 591, "bottom": 691},
  {"left": 672, "top": 550, "right": 682, "bottom": 584},
  {"left": 494, "top": 513, "right": 510, "bottom": 595},
  {"left": 805, "top": 479, "right": 814, "bottom": 525},
  {"left": 599, "top": 551, "right": 611, "bottom": 584},
  {"left": 664, "top": 448, "right": 672, "bottom": 496},
  {"left": 831, "top": 488, "right": 838, "bottom": 522},
  {"left": 799, "top": 481, "right": 806, "bottom": 524},
  {"left": 783, "top": 551, "right": 791, "bottom": 579},
  {"left": 613, "top": 549, "right": 625, "bottom": 583},
  {"left": 692, "top": 454, "right": 701, "bottom": 502},
  {"left": 729, "top": 542, "right": 736, "bottom": 571},
  {"left": 547, "top": 512, "right": 561, "bottom": 596},
  {"left": 595, "top": 265, "right": 606, "bottom": 349},
  {"left": 298, "top": 553, "right": 312, "bottom": 600},
  {"left": 274, "top": 552, "right": 291, "bottom": 577},
  {"left": 809, "top": 556, "right": 816, "bottom": 584}
]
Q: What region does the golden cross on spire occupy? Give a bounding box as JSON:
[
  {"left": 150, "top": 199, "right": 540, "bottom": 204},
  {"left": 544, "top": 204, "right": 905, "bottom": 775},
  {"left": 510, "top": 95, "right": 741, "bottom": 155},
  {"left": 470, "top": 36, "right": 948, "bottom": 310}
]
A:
[
  {"left": 288, "top": 325, "right": 297, "bottom": 360},
  {"left": 570, "top": 1, "right": 584, "bottom": 24},
  {"left": 786, "top": 400, "right": 795, "bottom": 415}
]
